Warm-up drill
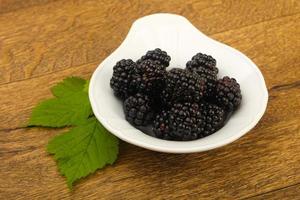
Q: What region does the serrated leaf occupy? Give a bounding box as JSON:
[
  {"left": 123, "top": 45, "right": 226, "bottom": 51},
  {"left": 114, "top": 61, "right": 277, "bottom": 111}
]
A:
[
  {"left": 28, "top": 76, "right": 119, "bottom": 189},
  {"left": 51, "top": 77, "right": 86, "bottom": 98},
  {"left": 47, "top": 117, "right": 119, "bottom": 188},
  {"left": 28, "top": 91, "right": 92, "bottom": 127}
]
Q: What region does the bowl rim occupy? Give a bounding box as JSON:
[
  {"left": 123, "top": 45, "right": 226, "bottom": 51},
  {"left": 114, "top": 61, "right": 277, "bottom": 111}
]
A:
[{"left": 89, "top": 13, "right": 269, "bottom": 153}]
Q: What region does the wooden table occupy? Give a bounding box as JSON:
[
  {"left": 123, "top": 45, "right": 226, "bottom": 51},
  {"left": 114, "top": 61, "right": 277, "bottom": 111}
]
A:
[{"left": 1, "top": 0, "right": 299, "bottom": 199}]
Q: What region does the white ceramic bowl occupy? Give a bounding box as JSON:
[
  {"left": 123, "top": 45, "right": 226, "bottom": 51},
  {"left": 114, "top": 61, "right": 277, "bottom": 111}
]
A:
[{"left": 89, "top": 13, "right": 268, "bottom": 153}]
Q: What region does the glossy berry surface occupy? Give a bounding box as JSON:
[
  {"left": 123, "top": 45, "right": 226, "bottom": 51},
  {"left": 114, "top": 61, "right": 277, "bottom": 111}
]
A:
[
  {"left": 132, "top": 59, "right": 167, "bottom": 96},
  {"left": 215, "top": 76, "right": 242, "bottom": 111},
  {"left": 123, "top": 93, "right": 154, "bottom": 126},
  {"left": 198, "top": 101, "right": 226, "bottom": 137},
  {"left": 137, "top": 48, "right": 171, "bottom": 67},
  {"left": 161, "top": 68, "right": 206, "bottom": 107},
  {"left": 110, "top": 59, "right": 137, "bottom": 99},
  {"left": 186, "top": 52, "right": 218, "bottom": 74}
]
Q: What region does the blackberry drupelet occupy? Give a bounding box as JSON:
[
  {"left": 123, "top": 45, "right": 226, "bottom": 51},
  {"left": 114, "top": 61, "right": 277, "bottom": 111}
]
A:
[
  {"left": 132, "top": 59, "right": 167, "bottom": 97},
  {"left": 199, "top": 102, "right": 226, "bottom": 137},
  {"left": 161, "top": 68, "right": 206, "bottom": 107},
  {"left": 153, "top": 110, "right": 171, "bottom": 139},
  {"left": 168, "top": 102, "right": 204, "bottom": 141},
  {"left": 186, "top": 52, "right": 218, "bottom": 74},
  {"left": 137, "top": 48, "right": 171, "bottom": 68},
  {"left": 123, "top": 93, "right": 154, "bottom": 126},
  {"left": 110, "top": 59, "right": 138, "bottom": 99},
  {"left": 215, "top": 76, "right": 242, "bottom": 111}
]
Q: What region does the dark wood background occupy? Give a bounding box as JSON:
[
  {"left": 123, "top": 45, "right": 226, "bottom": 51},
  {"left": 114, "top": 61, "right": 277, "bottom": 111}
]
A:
[{"left": 0, "top": 0, "right": 299, "bottom": 199}]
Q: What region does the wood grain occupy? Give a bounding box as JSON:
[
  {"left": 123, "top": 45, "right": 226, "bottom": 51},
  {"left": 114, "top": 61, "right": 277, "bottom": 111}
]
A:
[
  {"left": 0, "top": 0, "right": 58, "bottom": 14},
  {"left": 0, "top": 0, "right": 300, "bottom": 199},
  {"left": 0, "top": 0, "right": 299, "bottom": 84},
  {"left": 248, "top": 184, "right": 300, "bottom": 200}
]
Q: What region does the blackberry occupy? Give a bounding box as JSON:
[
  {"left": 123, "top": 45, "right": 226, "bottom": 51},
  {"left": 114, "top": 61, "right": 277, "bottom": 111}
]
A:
[
  {"left": 153, "top": 110, "right": 171, "bottom": 139},
  {"left": 168, "top": 102, "right": 204, "bottom": 141},
  {"left": 153, "top": 102, "right": 226, "bottom": 141},
  {"left": 186, "top": 53, "right": 218, "bottom": 97},
  {"left": 161, "top": 68, "right": 206, "bottom": 107},
  {"left": 186, "top": 53, "right": 218, "bottom": 74},
  {"left": 132, "top": 59, "right": 167, "bottom": 97},
  {"left": 123, "top": 93, "right": 154, "bottom": 126},
  {"left": 110, "top": 59, "right": 138, "bottom": 99},
  {"left": 215, "top": 76, "right": 242, "bottom": 111},
  {"left": 189, "top": 67, "right": 218, "bottom": 98},
  {"left": 199, "top": 102, "right": 226, "bottom": 137},
  {"left": 137, "top": 48, "right": 171, "bottom": 68}
]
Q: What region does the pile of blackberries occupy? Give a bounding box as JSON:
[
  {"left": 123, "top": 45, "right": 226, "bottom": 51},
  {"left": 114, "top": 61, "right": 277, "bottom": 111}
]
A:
[{"left": 110, "top": 48, "right": 242, "bottom": 141}]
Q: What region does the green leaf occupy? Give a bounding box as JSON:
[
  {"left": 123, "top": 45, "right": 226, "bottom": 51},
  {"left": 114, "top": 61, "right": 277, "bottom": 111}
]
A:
[
  {"left": 28, "top": 91, "right": 92, "bottom": 127},
  {"left": 28, "top": 76, "right": 119, "bottom": 189},
  {"left": 83, "top": 80, "right": 90, "bottom": 93},
  {"left": 51, "top": 77, "right": 86, "bottom": 98},
  {"left": 47, "top": 117, "right": 119, "bottom": 188}
]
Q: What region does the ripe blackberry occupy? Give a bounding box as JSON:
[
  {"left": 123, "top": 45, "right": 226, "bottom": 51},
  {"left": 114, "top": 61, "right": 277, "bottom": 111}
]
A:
[
  {"left": 168, "top": 102, "right": 204, "bottom": 141},
  {"left": 186, "top": 52, "right": 218, "bottom": 74},
  {"left": 153, "top": 102, "right": 226, "bottom": 141},
  {"left": 123, "top": 93, "right": 154, "bottom": 126},
  {"left": 161, "top": 68, "right": 206, "bottom": 107},
  {"left": 215, "top": 76, "right": 242, "bottom": 111},
  {"left": 132, "top": 59, "right": 167, "bottom": 96},
  {"left": 110, "top": 59, "right": 138, "bottom": 99},
  {"left": 137, "top": 48, "right": 171, "bottom": 68},
  {"left": 189, "top": 67, "right": 218, "bottom": 98},
  {"left": 199, "top": 102, "right": 226, "bottom": 137},
  {"left": 153, "top": 110, "right": 171, "bottom": 139}
]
